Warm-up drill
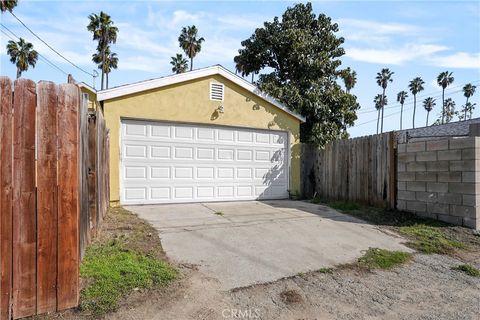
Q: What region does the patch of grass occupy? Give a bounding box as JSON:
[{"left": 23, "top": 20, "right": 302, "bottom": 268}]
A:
[
  {"left": 317, "top": 267, "right": 334, "bottom": 274},
  {"left": 214, "top": 211, "right": 224, "bottom": 216},
  {"left": 357, "top": 248, "right": 412, "bottom": 270},
  {"left": 399, "top": 224, "right": 464, "bottom": 254},
  {"left": 80, "top": 241, "right": 176, "bottom": 315},
  {"left": 451, "top": 264, "right": 480, "bottom": 277}
]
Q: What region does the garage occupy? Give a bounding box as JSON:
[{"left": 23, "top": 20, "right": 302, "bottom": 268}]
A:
[
  {"left": 121, "top": 119, "right": 289, "bottom": 204},
  {"left": 98, "top": 65, "right": 304, "bottom": 205}
]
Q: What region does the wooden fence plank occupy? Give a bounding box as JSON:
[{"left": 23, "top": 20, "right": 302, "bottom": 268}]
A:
[
  {"left": 57, "top": 84, "right": 80, "bottom": 310},
  {"left": 36, "top": 81, "right": 58, "bottom": 314},
  {"left": 79, "top": 94, "right": 89, "bottom": 259},
  {"left": 87, "top": 113, "right": 97, "bottom": 239},
  {"left": 12, "top": 79, "right": 37, "bottom": 319},
  {"left": 0, "top": 77, "right": 13, "bottom": 320}
]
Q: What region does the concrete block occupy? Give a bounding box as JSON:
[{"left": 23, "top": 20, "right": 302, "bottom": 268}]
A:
[
  {"left": 427, "top": 203, "right": 449, "bottom": 215},
  {"left": 407, "top": 162, "right": 426, "bottom": 172},
  {"left": 397, "top": 200, "right": 406, "bottom": 211},
  {"left": 416, "top": 151, "right": 437, "bottom": 162},
  {"left": 450, "top": 205, "right": 476, "bottom": 218},
  {"left": 407, "top": 141, "right": 426, "bottom": 153},
  {"left": 426, "top": 161, "right": 449, "bottom": 172},
  {"left": 398, "top": 181, "right": 406, "bottom": 191},
  {"left": 437, "top": 214, "right": 462, "bottom": 226},
  {"left": 449, "top": 160, "right": 476, "bottom": 172},
  {"left": 415, "top": 172, "right": 437, "bottom": 182},
  {"left": 397, "top": 162, "right": 406, "bottom": 172},
  {"left": 462, "top": 172, "right": 477, "bottom": 183},
  {"left": 462, "top": 217, "right": 478, "bottom": 229},
  {"left": 416, "top": 211, "right": 438, "bottom": 220},
  {"left": 426, "top": 140, "right": 449, "bottom": 151},
  {"left": 461, "top": 148, "right": 476, "bottom": 160},
  {"left": 437, "top": 149, "right": 461, "bottom": 161},
  {"left": 426, "top": 182, "right": 448, "bottom": 193},
  {"left": 407, "top": 201, "right": 427, "bottom": 212},
  {"left": 398, "top": 153, "right": 415, "bottom": 163},
  {"left": 397, "top": 143, "right": 406, "bottom": 153},
  {"left": 407, "top": 181, "right": 426, "bottom": 192},
  {"left": 449, "top": 137, "right": 475, "bottom": 150},
  {"left": 398, "top": 190, "right": 416, "bottom": 201},
  {"left": 416, "top": 191, "right": 437, "bottom": 202},
  {"left": 436, "top": 193, "right": 462, "bottom": 205},
  {"left": 462, "top": 194, "right": 479, "bottom": 207},
  {"left": 437, "top": 172, "right": 461, "bottom": 183},
  {"left": 448, "top": 182, "right": 476, "bottom": 195},
  {"left": 398, "top": 172, "right": 415, "bottom": 182}
]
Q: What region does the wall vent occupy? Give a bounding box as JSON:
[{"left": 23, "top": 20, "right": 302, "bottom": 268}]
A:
[{"left": 210, "top": 82, "right": 224, "bottom": 101}]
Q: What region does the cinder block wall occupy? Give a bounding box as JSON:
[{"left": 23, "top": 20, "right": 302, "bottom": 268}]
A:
[{"left": 397, "top": 137, "right": 479, "bottom": 229}]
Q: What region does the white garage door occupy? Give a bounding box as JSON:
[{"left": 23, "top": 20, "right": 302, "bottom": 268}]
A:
[{"left": 120, "top": 119, "right": 289, "bottom": 204}]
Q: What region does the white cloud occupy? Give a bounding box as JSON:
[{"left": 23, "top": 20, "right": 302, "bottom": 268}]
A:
[{"left": 429, "top": 52, "right": 480, "bottom": 69}]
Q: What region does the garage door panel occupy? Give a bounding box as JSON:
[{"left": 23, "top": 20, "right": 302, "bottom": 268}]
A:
[{"left": 121, "top": 120, "right": 288, "bottom": 204}]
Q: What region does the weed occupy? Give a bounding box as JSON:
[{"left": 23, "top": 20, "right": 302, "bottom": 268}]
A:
[
  {"left": 399, "top": 224, "right": 464, "bottom": 254},
  {"left": 80, "top": 241, "right": 176, "bottom": 315},
  {"left": 357, "top": 248, "right": 412, "bottom": 270},
  {"left": 318, "top": 267, "right": 334, "bottom": 274},
  {"left": 214, "top": 211, "right": 224, "bottom": 216},
  {"left": 451, "top": 264, "right": 480, "bottom": 277}
]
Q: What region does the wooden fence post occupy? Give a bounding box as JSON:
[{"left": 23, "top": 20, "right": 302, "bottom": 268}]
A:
[
  {"left": 57, "top": 84, "right": 80, "bottom": 310},
  {"left": 0, "top": 77, "right": 13, "bottom": 320},
  {"left": 36, "top": 81, "right": 58, "bottom": 314},
  {"left": 12, "top": 79, "right": 37, "bottom": 319}
]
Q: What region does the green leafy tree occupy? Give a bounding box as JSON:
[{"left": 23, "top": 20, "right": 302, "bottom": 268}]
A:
[
  {"left": 408, "top": 77, "right": 425, "bottom": 129},
  {"left": 441, "top": 98, "right": 456, "bottom": 123},
  {"left": 396, "top": 91, "right": 408, "bottom": 130},
  {"left": 423, "top": 97, "right": 436, "bottom": 127},
  {"left": 374, "top": 94, "right": 385, "bottom": 134},
  {"left": 233, "top": 2, "right": 359, "bottom": 145},
  {"left": 6, "top": 38, "right": 38, "bottom": 79},
  {"left": 437, "top": 71, "right": 454, "bottom": 124},
  {"left": 87, "top": 11, "right": 119, "bottom": 90},
  {"left": 0, "top": 0, "right": 17, "bottom": 12},
  {"left": 375, "top": 68, "right": 394, "bottom": 133},
  {"left": 462, "top": 83, "right": 476, "bottom": 120},
  {"left": 170, "top": 53, "right": 189, "bottom": 74},
  {"left": 340, "top": 67, "right": 357, "bottom": 93},
  {"left": 178, "top": 25, "right": 204, "bottom": 71}
]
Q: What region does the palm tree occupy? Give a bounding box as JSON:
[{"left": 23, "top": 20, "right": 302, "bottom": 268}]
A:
[
  {"left": 374, "top": 94, "right": 384, "bottom": 134},
  {"left": 423, "top": 97, "right": 436, "bottom": 127},
  {"left": 178, "top": 25, "right": 204, "bottom": 71},
  {"left": 397, "top": 91, "right": 408, "bottom": 130},
  {"left": 408, "top": 77, "right": 425, "bottom": 129},
  {"left": 0, "top": 0, "right": 17, "bottom": 12},
  {"left": 87, "top": 11, "right": 119, "bottom": 90},
  {"left": 460, "top": 102, "right": 476, "bottom": 120},
  {"left": 170, "top": 53, "right": 189, "bottom": 74},
  {"left": 6, "top": 38, "right": 38, "bottom": 79},
  {"left": 462, "top": 83, "right": 477, "bottom": 120},
  {"left": 340, "top": 67, "right": 357, "bottom": 93},
  {"left": 437, "top": 71, "right": 454, "bottom": 124},
  {"left": 92, "top": 47, "right": 118, "bottom": 89},
  {"left": 375, "top": 68, "right": 394, "bottom": 133},
  {"left": 443, "top": 98, "right": 456, "bottom": 123}
]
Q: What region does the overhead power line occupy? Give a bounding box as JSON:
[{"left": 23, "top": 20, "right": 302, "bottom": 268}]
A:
[
  {"left": 8, "top": 11, "right": 94, "bottom": 77},
  {"left": 1, "top": 25, "right": 69, "bottom": 76}
]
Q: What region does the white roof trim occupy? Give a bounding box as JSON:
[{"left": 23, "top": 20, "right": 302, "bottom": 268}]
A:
[
  {"left": 78, "top": 82, "right": 96, "bottom": 93},
  {"left": 96, "top": 65, "right": 305, "bottom": 122}
]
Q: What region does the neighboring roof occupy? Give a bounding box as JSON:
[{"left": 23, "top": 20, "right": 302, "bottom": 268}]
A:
[
  {"left": 78, "top": 82, "right": 97, "bottom": 94},
  {"left": 396, "top": 117, "right": 480, "bottom": 143},
  {"left": 96, "top": 65, "right": 305, "bottom": 122}
]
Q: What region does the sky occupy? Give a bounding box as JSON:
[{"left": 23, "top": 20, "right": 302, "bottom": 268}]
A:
[{"left": 1, "top": 0, "right": 479, "bottom": 137}]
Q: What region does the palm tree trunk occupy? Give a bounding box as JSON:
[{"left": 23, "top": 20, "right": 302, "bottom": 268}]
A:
[
  {"left": 190, "top": 58, "right": 193, "bottom": 71},
  {"left": 101, "top": 71, "right": 105, "bottom": 90},
  {"left": 376, "top": 109, "right": 380, "bottom": 134},
  {"left": 400, "top": 103, "right": 403, "bottom": 130},
  {"left": 16, "top": 67, "right": 20, "bottom": 79},
  {"left": 465, "top": 97, "right": 469, "bottom": 121},
  {"left": 106, "top": 72, "right": 109, "bottom": 89},
  {"left": 413, "top": 95, "right": 416, "bottom": 129},
  {"left": 381, "top": 88, "right": 385, "bottom": 133},
  {"left": 441, "top": 89, "right": 445, "bottom": 124},
  {"left": 251, "top": 73, "right": 254, "bottom": 83},
  {"left": 426, "top": 111, "right": 429, "bottom": 127}
]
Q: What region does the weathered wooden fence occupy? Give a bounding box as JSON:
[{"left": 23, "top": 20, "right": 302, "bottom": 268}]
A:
[
  {"left": 312, "top": 132, "right": 397, "bottom": 208},
  {"left": 0, "top": 77, "right": 109, "bottom": 319}
]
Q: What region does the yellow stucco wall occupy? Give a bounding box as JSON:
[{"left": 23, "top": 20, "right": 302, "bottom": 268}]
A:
[
  {"left": 80, "top": 86, "right": 99, "bottom": 110},
  {"left": 103, "top": 74, "right": 301, "bottom": 204}
]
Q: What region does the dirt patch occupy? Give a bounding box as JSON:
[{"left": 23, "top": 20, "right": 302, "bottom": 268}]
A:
[{"left": 279, "top": 289, "right": 303, "bottom": 304}]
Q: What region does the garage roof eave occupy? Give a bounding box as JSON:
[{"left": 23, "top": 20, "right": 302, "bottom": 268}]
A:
[{"left": 96, "top": 65, "right": 306, "bottom": 122}]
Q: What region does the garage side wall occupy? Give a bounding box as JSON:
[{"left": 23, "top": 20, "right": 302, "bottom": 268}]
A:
[
  {"left": 103, "top": 75, "right": 301, "bottom": 205},
  {"left": 397, "top": 137, "right": 480, "bottom": 229}
]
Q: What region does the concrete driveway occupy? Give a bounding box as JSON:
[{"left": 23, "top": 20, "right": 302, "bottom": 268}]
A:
[{"left": 126, "top": 200, "right": 411, "bottom": 290}]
